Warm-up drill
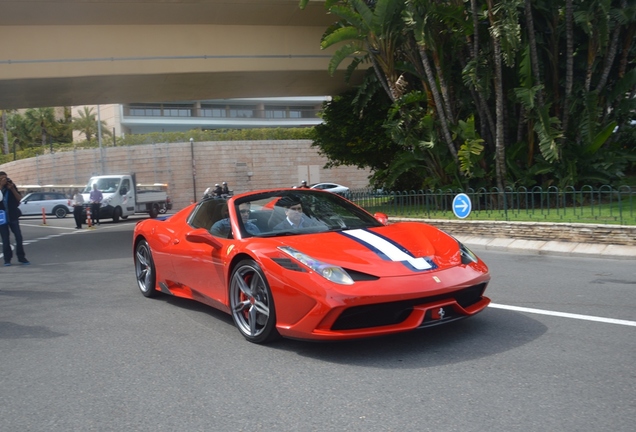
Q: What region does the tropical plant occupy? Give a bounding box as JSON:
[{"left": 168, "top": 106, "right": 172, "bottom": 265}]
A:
[
  {"left": 72, "top": 106, "right": 112, "bottom": 142},
  {"left": 23, "top": 107, "right": 59, "bottom": 148},
  {"left": 300, "top": 0, "right": 636, "bottom": 190}
]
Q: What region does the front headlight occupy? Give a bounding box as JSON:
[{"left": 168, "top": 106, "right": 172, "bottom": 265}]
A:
[
  {"left": 278, "top": 246, "right": 354, "bottom": 285},
  {"left": 458, "top": 241, "right": 478, "bottom": 264}
]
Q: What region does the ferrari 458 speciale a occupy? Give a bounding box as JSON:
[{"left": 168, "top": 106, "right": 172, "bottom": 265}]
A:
[{"left": 133, "top": 188, "right": 490, "bottom": 343}]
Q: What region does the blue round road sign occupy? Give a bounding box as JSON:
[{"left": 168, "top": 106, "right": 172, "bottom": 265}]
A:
[{"left": 452, "top": 193, "right": 472, "bottom": 219}]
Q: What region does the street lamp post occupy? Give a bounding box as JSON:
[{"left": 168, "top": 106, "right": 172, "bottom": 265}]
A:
[
  {"left": 97, "top": 104, "right": 104, "bottom": 173},
  {"left": 190, "top": 137, "right": 197, "bottom": 202}
]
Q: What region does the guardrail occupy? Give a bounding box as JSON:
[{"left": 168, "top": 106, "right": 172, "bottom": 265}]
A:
[{"left": 352, "top": 185, "right": 636, "bottom": 225}]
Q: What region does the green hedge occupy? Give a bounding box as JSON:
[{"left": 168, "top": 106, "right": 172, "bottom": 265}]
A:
[{"left": 0, "top": 127, "right": 314, "bottom": 164}]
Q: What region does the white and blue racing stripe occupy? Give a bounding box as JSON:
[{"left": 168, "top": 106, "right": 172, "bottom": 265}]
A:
[{"left": 339, "top": 229, "right": 436, "bottom": 272}]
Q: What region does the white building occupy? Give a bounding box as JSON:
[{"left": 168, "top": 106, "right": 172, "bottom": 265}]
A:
[{"left": 72, "top": 97, "right": 329, "bottom": 141}]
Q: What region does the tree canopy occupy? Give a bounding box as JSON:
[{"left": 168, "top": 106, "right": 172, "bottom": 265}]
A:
[{"left": 302, "top": 0, "right": 636, "bottom": 189}]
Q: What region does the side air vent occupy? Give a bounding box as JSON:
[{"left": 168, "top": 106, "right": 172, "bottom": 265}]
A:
[
  {"left": 344, "top": 269, "right": 380, "bottom": 281},
  {"left": 272, "top": 258, "right": 306, "bottom": 272}
]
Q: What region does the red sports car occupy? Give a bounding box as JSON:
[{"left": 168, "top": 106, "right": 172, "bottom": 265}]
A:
[{"left": 133, "top": 189, "right": 490, "bottom": 343}]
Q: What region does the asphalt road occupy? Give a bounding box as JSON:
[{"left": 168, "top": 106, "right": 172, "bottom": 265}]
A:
[{"left": 1, "top": 215, "right": 635, "bottom": 431}]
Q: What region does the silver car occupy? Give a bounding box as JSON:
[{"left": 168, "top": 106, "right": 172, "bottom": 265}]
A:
[
  {"left": 20, "top": 192, "right": 73, "bottom": 218},
  {"left": 310, "top": 182, "right": 350, "bottom": 196}
]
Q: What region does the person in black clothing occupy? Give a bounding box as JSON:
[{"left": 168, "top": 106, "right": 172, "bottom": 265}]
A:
[
  {"left": 221, "top": 182, "right": 230, "bottom": 196},
  {"left": 0, "top": 171, "right": 29, "bottom": 266},
  {"left": 213, "top": 184, "right": 223, "bottom": 197}
]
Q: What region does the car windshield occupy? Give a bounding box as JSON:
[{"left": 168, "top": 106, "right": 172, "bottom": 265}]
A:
[
  {"left": 83, "top": 178, "right": 121, "bottom": 193},
  {"left": 233, "top": 190, "right": 383, "bottom": 238}
]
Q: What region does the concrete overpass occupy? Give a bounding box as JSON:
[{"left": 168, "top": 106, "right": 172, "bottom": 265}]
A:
[{"left": 0, "top": 0, "right": 361, "bottom": 110}]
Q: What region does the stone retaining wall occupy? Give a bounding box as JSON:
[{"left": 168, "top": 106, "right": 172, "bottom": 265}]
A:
[
  {"left": 410, "top": 219, "right": 636, "bottom": 246},
  {"left": 0, "top": 140, "right": 371, "bottom": 210},
  {"left": 4, "top": 144, "right": 633, "bottom": 246}
]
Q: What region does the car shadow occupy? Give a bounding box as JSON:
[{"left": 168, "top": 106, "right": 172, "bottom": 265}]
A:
[
  {"left": 159, "top": 294, "right": 547, "bottom": 368},
  {"left": 272, "top": 308, "right": 547, "bottom": 369},
  {"left": 162, "top": 295, "right": 235, "bottom": 326}
]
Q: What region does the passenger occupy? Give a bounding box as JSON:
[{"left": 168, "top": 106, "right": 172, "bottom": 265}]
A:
[
  {"left": 213, "top": 184, "right": 223, "bottom": 197},
  {"left": 210, "top": 202, "right": 260, "bottom": 237},
  {"left": 202, "top": 187, "right": 214, "bottom": 199},
  {"left": 221, "top": 181, "right": 230, "bottom": 196},
  {"left": 299, "top": 180, "right": 310, "bottom": 189}
]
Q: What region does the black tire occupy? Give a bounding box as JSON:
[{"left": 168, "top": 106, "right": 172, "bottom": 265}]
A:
[
  {"left": 53, "top": 206, "right": 68, "bottom": 218},
  {"left": 229, "top": 259, "right": 279, "bottom": 344},
  {"left": 134, "top": 240, "right": 158, "bottom": 298},
  {"left": 113, "top": 207, "right": 121, "bottom": 223},
  {"left": 149, "top": 204, "right": 159, "bottom": 218}
]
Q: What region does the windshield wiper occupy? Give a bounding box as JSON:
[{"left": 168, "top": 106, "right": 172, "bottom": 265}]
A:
[
  {"left": 325, "top": 226, "right": 347, "bottom": 232},
  {"left": 256, "top": 231, "right": 303, "bottom": 238}
]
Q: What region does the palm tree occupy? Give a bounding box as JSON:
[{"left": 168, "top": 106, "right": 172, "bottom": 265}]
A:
[
  {"left": 301, "top": 0, "right": 636, "bottom": 189},
  {"left": 404, "top": 0, "right": 461, "bottom": 163},
  {"left": 24, "top": 107, "right": 58, "bottom": 148},
  {"left": 562, "top": 0, "right": 574, "bottom": 134},
  {"left": 3, "top": 111, "right": 30, "bottom": 154},
  {"left": 72, "top": 106, "right": 111, "bottom": 143},
  {"left": 485, "top": 0, "right": 507, "bottom": 191},
  {"left": 1, "top": 110, "right": 9, "bottom": 154},
  {"left": 314, "top": 0, "right": 408, "bottom": 102}
]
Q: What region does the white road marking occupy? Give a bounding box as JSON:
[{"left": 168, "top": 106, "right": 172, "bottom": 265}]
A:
[
  {"left": 489, "top": 302, "right": 636, "bottom": 327},
  {"left": 0, "top": 224, "right": 98, "bottom": 258},
  {"left": 6, "top": 223, "right": 636, "bottom": 329}
]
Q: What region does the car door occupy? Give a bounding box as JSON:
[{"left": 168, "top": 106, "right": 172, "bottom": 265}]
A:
[
  {"left": 168, "top": 200, "right": 228, "bottom": 307},
  {"left": 119, "top": 178, "right": 134, "bottom": 213},
  {"left": 45, "top": 193, "right": 65, "bottom": 213},
  {"left": 20, "top": 193, "right": 44, "bottom": 215}
]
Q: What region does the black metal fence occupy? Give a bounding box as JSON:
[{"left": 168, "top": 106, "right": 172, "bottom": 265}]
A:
[{"left": 351, "top": 185, "right": 636, "bottom": 225}]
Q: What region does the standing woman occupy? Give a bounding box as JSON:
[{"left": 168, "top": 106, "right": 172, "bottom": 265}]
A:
[{"left": 0, "top": 171, "right": 29, "bottom": 266}]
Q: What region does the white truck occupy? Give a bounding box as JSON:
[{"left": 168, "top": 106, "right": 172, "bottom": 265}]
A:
[{"left": 82, "top": 174, "right": 169, "bottom": 222}]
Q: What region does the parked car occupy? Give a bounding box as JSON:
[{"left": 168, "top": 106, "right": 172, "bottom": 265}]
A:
[
  {"left": 20, "top": 192, "right": 72, "bottom": 218},
  {"left": 310, "top": 182, "right": 350, "bottom": 195},
  {"left": 133, "top": 188, "right": 491, "bottom": 344}
]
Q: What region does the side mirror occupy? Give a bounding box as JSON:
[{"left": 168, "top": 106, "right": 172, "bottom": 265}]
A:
[
  {"left": 185, "top": 228, "right": 223, "bottom": 250},
  {"left": 374, "top": 212, "right": 389, "bottom": 225}
]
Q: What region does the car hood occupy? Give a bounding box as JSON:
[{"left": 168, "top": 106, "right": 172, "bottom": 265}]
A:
[{"left": 268, "top": 222, "right": 462, "bottom": 277}]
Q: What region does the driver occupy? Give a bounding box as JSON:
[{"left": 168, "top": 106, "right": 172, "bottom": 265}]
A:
[{"left": 273, "top": 196, "right": 315, "bottom": 230}]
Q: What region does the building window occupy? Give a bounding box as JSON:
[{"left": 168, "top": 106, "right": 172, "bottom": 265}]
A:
[
  {"left": 201, "top": 105, "right": 227, "bottom": 118},
  {"left": 290, "top": 105, "right": 316, "bottom": 118},
  {"left": 163, "top": 104, "right": 193, "bottom": 117},
  {"left": 265, "top": 105, "right": 286, "bottom": 119},
  {"left": 129, "top": 104, "right": 161, "bottom": 116},
  {"left": 229, "top": 105, "right": 256, "bottom": 118},
  {"left": 263, "top": 105, "right": 318, "bottom": 119}
]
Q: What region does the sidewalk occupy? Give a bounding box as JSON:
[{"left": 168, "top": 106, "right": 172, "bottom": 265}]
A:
[{"left": 455, "top": 234, "right": 636, "bottom": 260}]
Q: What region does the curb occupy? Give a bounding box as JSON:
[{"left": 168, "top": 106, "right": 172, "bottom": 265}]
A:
[{"left": 456, "top": 235, "right": 636, "bottom": 260}]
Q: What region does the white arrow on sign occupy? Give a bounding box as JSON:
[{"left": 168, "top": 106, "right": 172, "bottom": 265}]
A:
[
  {"left": 452, "top": 193, "right": 472, "bottom": 218},
  {"left": 455, "top": 198, "right": 468, "bottom": 212}
]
